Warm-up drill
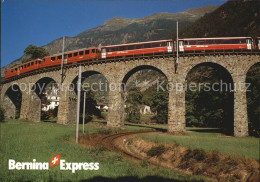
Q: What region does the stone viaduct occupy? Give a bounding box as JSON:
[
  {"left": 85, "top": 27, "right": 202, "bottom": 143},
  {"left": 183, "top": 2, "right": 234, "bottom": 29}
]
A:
[{"left": 0, "top": 54, "right": 259, "bottom": 136}]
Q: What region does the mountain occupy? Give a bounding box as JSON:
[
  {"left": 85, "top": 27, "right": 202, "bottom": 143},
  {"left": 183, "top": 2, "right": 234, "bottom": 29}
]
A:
[
  {"left": 180, "top": 0, "right": 260, "bottom": 38},
  {"left": 1, "top": 5, "right": 217, "bottom": 77}
]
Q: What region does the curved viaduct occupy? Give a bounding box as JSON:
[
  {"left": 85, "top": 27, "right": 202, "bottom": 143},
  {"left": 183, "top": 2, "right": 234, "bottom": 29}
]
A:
[{"left": 1, "top": 53, "right": 259, "bottom": 136}]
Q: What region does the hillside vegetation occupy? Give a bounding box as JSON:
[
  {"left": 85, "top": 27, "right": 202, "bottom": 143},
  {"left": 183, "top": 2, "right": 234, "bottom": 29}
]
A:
[{"left": 180, "top": 0, "right": 260, "bottom": 37}]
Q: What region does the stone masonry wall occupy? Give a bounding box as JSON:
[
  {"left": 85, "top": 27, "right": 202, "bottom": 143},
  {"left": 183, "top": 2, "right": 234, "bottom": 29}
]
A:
[{"left": 0, "top": 54, "right": 259, "bottom": 136}]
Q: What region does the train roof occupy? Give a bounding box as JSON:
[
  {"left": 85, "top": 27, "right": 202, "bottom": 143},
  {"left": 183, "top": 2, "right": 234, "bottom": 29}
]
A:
[
  {"left": 179, "top": 37, "right": 251, "bottom": 40},
  {"left": 102, "top": 39, "right": 172, "bottom": 48}
]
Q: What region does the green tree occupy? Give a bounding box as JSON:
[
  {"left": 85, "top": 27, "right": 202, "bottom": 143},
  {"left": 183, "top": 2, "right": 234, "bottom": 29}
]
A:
[
  {"left": 185, "top": 65, "right": 234, "bottom": 134},
  {"left": 150, "top": 82, "right": 168, "bottom": 124},
  {"left": 125, "top": 87, "right": 143, "bottom": 123},
  {"left": 81, "top": 90, "right": 101, "bottom": 122},
  {"left": 0, "top": 107, "right": 5, "bottom": 122},
  {"left": 24, "top": 45, "right": 49, "bottom": 62},
  {"left": 246, "top": 63, "right": 260, "bottom": 137}
]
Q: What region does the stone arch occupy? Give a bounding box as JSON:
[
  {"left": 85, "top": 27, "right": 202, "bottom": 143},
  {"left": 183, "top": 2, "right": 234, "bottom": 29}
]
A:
[
  {"left": 122, "top": 65, "right": 169, "bottom": 88},
  {"left": 29, "top": 77, "right": 59, "bottom": 122},
  {"left": 62, "top": 70, "right": 109, "bottom": 124},
  {"left": 183, "top": 60, "right": 234, "bottom": 82},
  {"left": 246, "top": 62, "right": 260, "bottom": 136},
  {"left": 71, "top": 70, "right": 110, "bottom": 94},
  {"left": 3, "top": 84, "right": 22, "bottom": 119},
  {"left": 121, "top": 65, "right": 169, "bottom": 125},
  {"left": 185, "top": 62, "right": 234, "bottom": 134}
]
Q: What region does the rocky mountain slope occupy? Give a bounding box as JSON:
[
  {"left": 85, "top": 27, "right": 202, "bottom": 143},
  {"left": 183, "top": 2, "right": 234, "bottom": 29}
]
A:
[
  {"left": 1, "top": 5, "right": 217, "bottom": 77},
  {"left": 180, "top": 0, "right": 260, "bottom": 37}
]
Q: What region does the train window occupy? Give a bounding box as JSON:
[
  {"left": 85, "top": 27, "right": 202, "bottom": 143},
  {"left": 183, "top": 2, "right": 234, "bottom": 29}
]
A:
[
  {"left": 117, "top": 46, "right": 124, "bottom": 51},
  {"left": 151, "top": 43, "right": 157, "bottom": 47},
  {"left": 74, "top": 52, "right": 78, "bottom": 57},
  {"left": 101, "top": 48, "right": 106, "bottom": 53},
  {"left": 42, "top": 59, "right": 45, "bottom": 62},
  {"left": 27, "top": 63, "right": 30, "bottom": 67},
  {"left": 51, "top": 57, "right": 56, "bottom": 61},
  {"left": 152, "top": 43, "right": 162, "bottom": 47},
  {"left": 68, "top": 53, "right": 72, "bottom": 58},
  {"left": 92, "top": 49, "right": 95, "bottom": 53},
  {"left": 144, "top": 43, "right": 151, "bottom": 48},
  {"left": 64, "top": 54, "right": 67, "bottom": 59},
  {"left": 215, "top": 39, "right": 221, "bottom": 44},
  {"left": 38, "top": 61, "right": 41, "bottom": 64},
  {"left": 240, "top": 39, "right": 246, "bottom": 44},
  {"left": 197, "top": 40, "right": 205, "bottom": 45},
  {"left": 20, "top": 66, "right": 23, "bottom": 70},
  {"left": 57, "top": 55, "right": 62, "bottom": 60},
  {"left": 79, "top": 51, "right": 84, "bottom": 55},
  {"left": 188, "top": 40, "right": 196, "bottom": 45},
  {"left": 205, "top": 40, "right": 214, "bottom": 44},
  {"left": 15, "top": 68, "right": 17, "bottom": 71},
  {"left": 24, "top": 65, "right": 27, "bottom": 68},
  {"left": 85, "top": 50, "right": 90, "bottom": 54},
  {"left": 110, "top": 47, "right": 116, "bottom": 52},
  {"left": 11, "top": 69, "right": 13, "bottom": 73},
  {"left": 223, "top": 39, "right": 231, "bottom": 44},
  {"left": 31, "top": 62, "right": 34, "bottom": 66},
  {"left": 136, "top": 44, "right": 143, "bottom": 49},
  {"left": 128, "top": 45, "right": 135, "bottom": 50}
]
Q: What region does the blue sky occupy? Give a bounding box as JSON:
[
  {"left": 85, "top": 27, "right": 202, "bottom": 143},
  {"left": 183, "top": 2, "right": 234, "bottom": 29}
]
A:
[{"left": 1, "top": 0, "right": 226, "bottom": 67}]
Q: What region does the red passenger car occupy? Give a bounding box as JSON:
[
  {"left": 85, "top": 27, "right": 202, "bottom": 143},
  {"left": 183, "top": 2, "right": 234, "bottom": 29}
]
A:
[
  {"left": 41, "top": 47, "right": 100, "bottom": 68},
  {"left": 101, "top": 39, "right": 173, "bottom": 59},
  {"left": 178, "top": 37, "right": 253, "bottom": 52},
  {"left": 5, "top": 59, "right": 42, "bottom": 79}
]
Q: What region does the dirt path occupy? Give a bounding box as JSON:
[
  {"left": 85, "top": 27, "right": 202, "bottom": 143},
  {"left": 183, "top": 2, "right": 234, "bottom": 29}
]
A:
[
  {"left": 100, "top": 131, "right": 157, "bottom": 161},
  {"left": 96, "top": 131, "right": 259, "bottom": 182}
]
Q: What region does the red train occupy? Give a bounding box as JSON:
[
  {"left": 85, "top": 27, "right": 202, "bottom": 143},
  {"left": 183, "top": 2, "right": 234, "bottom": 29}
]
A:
[
  {"left": 178, "top": 37, "right": 260, "bottom": 52},
  {"left": 101, "top": 39, "right": 173, "bottom": 59},
  {"left": 4, "top": 37, "right": 260, "bottom": 79},
  {"left": 5, "top": 47, "right": 100, "bottom": 79}
]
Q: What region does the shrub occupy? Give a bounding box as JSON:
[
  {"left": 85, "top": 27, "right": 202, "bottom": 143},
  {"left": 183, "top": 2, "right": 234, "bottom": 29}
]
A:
[
  {"left": 0, "top": 107, "right": 5, "bottom": 122},
  {"left": 184, "top": 149, "right": 206, "bottom": 161},
  {"left": 41, "top": 111, "right": 50, "bottom": 120},
  {"left": 147, "top": 145, "right": 165, "bottom": 157}
]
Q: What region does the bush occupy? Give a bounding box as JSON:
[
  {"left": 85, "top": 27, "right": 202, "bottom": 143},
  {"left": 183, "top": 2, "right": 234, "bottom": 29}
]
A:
[
  {"left": 0, "top": 107, "right": 5, "bottom": 122},
  {"left": 125, "top": 87, "right": 143, "bottom": 123},
  {"left": 147, "top": 145, "right": 165, "bottom": 157},
  {"left": 41, "top": 111, "right": 50, "bottom": 120},
  {"left": 184, "top": 149, "right": 206, "bottom": 161}
]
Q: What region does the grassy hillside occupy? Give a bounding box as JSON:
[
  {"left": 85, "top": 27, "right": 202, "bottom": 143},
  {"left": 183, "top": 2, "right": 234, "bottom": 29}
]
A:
[{"left": 0, "top": 119, "right": 206, "bottom": 182}]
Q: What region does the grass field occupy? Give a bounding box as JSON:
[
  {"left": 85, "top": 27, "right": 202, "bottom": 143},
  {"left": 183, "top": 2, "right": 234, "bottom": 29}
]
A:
[
  {"left": 138, "top": 129, "right": 259, "bottom": 159},
  {"left": 93, "top": 121, "right": 259, "bottom": 159},
  {"left": 0, "top": 119, "right": 207, "bottom": 182}
]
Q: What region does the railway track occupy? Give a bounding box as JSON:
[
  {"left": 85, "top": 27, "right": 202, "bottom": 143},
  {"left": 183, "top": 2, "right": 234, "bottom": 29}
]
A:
[
  {"left": 101, "top": 131, "right": 156, "bottom": 161},
  {"left": 99, "top": 131, "right": 216, "bottom": 181}
]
